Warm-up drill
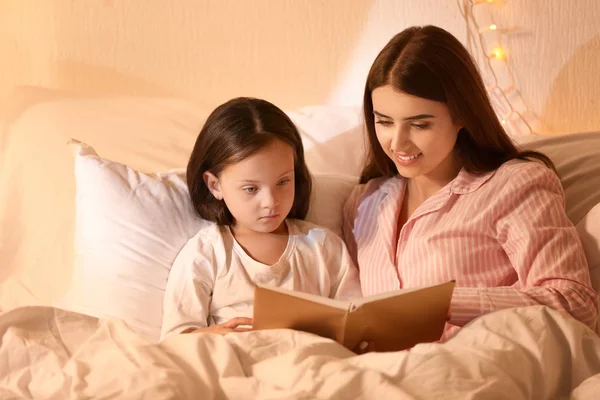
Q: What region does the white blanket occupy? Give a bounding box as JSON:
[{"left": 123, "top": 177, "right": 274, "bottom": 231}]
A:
[{"left": 1, "top": 306, "right": 599, "bottom": 400}]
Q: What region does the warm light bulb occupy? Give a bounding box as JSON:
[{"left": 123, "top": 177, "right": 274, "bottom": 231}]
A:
[
  {"left": 489, "top": 47, "right": 505, "bottom": 59},
  {"left": 479, "top": 24, "right": 499, "bottom": 33}
]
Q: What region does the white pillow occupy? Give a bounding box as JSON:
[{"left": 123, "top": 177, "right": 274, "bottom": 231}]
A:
[
  {"left": 58, "top": 142, "right": 358, "bottom": 341},
  {"left": 0, "top": 88, "right": 366, "bottom": 314},
  {"left": 575, "top": 202, "right": 600, "bottom": 333},
  {"left": 287, "top": 105, "right": 365, "bottom": 177}
]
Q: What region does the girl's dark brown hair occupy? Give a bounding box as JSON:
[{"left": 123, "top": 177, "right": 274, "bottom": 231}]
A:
[
  {"left": 187, "top": 97, "right": 312, "bottom": 225},
  {"left": 360, "top": 25, "right": 555, "bottom": 184}
]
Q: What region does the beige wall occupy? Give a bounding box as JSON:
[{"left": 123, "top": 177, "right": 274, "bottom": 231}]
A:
[{"left": 1, "top": 0, "right": 598, "bottom": 133}]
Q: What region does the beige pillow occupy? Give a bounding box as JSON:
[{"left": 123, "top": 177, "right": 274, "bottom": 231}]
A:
[
  {"left": 516, "top": 132, "right": 600, "bottom": 225},
  {"left": 575, "top": 202, "right": 600, "bottom": 333},
  {"left": 0, "top": 89, "right": 206, "bottom": 311}
]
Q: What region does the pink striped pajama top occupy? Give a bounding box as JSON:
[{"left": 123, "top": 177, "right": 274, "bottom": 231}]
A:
[{"left": 342, "top": 159, "right": 598, "bottom": 338}]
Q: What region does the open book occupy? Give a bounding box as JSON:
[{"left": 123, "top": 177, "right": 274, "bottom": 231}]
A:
[{"left": 253, "top": 281, "right": 455, "bottom": 352}]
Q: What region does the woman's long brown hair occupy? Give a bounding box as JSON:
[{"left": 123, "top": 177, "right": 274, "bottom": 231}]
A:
[{"left": 360, "top": 25, "right": 555, "bottom": 184}]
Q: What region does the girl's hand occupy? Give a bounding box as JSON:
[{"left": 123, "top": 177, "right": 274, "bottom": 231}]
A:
[{"left": 186, "top": 317, "right": 253, "bottom": 335}]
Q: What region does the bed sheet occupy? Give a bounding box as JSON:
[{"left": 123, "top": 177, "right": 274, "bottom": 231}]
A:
[{"left": 1, "top": 305, "right": 599, "bottom": 399}]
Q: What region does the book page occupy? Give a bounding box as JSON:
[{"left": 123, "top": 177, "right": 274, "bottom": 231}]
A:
[
  {"left": 350, "top": 281, "right": 455, "bottom": 309},
  {"left": 350, "top": 286, "right": 421, "bottom": 309},
  {"left": 255, "top": 284, "right": 349, "bottom": 310}
]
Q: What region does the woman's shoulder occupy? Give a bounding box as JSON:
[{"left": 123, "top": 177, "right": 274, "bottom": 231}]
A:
[
  {"left": 341, "top": 176, "right": 401, "bottom": 226},
  {"left": 498, "top": 158, "right": 553, "bottom": 173},
  {"left": 462, "top": 160, "right": 564, "bottom": 212},
  {"left": 348, "top": 176, "right": 401, "bottom": 205},
  {"left": 493, "top": 159, "right": 560, "bottom": 188}
]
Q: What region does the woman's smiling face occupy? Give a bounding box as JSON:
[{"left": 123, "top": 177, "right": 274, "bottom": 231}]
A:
[{"left": 371, "top": 85, "right": 462, "bottom": 180}]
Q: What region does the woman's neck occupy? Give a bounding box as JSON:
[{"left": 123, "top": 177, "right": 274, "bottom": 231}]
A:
[{"left": 407, "top": 154, "right": 463, "bottom": 202}]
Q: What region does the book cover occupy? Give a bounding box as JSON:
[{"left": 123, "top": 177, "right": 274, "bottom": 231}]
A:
[{"left": 252, "top": 281, "right": 456, "bottom": 352}]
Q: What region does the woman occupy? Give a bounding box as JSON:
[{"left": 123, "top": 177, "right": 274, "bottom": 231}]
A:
[{"left": 342, "top": 25, "right": 597, "bottom": 339}]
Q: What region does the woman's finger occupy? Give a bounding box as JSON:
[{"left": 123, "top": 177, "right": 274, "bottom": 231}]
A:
[{"left": 354, "top": 341, "right": 376, "bottom": 354}]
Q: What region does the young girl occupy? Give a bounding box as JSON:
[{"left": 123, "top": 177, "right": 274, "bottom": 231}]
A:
[
  {"left": 343, "top": 25, "right": 598, "bottom": 341},
  {"left": 161, "top": 97, "right": 361, "bottom": 339}
]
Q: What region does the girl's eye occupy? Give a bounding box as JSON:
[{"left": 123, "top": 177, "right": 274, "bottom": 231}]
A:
[
  {"left": 243, "top": 187, "right": 258, "bottom": 194},
  {"left": 277, "top": 178, "right": 291, "bottom": 186},
  {"left": 375, "top": 119, "right": 393, "bottom": 126},
  {"left": 411, "top": 123, "right": 429, "bottom": 131}
]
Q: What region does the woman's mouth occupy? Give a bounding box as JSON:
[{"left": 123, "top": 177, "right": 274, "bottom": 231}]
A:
[{"left": 395, "top": 152, "right": 423, "bottom": 165}]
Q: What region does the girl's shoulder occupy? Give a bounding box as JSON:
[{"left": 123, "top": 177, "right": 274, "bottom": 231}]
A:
[
  {"left": 288, "top": 218, "right": 329, "bottom": 237},
  {"left": 287, "top": 219, "right": 344, "bottom": 246},
  {"left": 287, "top": 219, "right": 350, "bottom": 263},
  {"left": 189, "top": 220, "right": 223, "bottom": 240},
  {"left": 179, "top": 221, "right": 226, "bottom": 255}
]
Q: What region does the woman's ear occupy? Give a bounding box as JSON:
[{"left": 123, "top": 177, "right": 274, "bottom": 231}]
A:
[
  {"left": 203, "top": 171, "right": 223, "bottom": 200},
  {"left": 452, "top": 117, "right": 464, "bottom": 134}
]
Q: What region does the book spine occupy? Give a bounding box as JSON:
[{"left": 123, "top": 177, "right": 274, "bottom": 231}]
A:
[{"left": 338, "top": 304, "right": 352, "bottom": 347}]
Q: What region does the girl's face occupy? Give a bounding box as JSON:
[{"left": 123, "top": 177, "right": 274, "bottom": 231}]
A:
[
  {"left": 204, "top": 139, "right": 295, "bottom": 235},
  {"left": 371, "top": 85, "right": 463, "bottom": 182}
]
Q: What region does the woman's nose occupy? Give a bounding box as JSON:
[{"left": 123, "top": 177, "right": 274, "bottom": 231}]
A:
[{"left": 390, "top": 128, "right": 410, "bottom": 151}]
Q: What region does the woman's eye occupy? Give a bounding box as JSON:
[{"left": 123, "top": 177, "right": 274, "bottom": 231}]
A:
[
  {"left": 375, "top": 119, "right": 393, "bottom": 126},
  {"left": 411, "top": 123, "right": 429, "bottom": 131}
]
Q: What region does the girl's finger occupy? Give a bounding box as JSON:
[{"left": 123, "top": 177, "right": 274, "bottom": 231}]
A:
[{"left": 223, "top": 317, "right": 253, "bottom": 328}]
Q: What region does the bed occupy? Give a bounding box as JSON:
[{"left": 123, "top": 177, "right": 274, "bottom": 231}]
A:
[{"left": 1, "top": 86, "right": 600, "bottom": 399}]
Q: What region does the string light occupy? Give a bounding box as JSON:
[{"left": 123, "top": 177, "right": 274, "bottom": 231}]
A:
[
  {"left": 458, "top": 0, "right": 539, "bottom": 135},
  {"left": 488, "top": 47, "right": 505, "bottom": 59},
  {"left": 479, "top": 24, "right": 498, "bottom": 33}
]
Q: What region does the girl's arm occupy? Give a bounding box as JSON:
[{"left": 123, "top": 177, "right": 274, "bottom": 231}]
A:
[
  {"left": 449, "top": 163, "right": 598, "bottom": 329},
  {"left": 342, "top": 184, "right": 366, "bottom": 267},
  {"left": 160, "top": 235, "right": 216, "bottom": 340}
]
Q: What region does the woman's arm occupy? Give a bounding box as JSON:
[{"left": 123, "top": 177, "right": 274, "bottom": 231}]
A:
[
  {"left": 160, "top": 235, "right": 216, "bottom": 340},
  {"left": 449, "top": 163, "right": 598, "bottom": 329}
]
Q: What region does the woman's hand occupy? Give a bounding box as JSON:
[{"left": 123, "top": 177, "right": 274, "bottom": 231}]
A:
[
  {"left": 353, "top": 340, "right": 376, "bottom": 354},
  {"left": 186, "top": 317, "right": 253, "bottom": 335}
]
